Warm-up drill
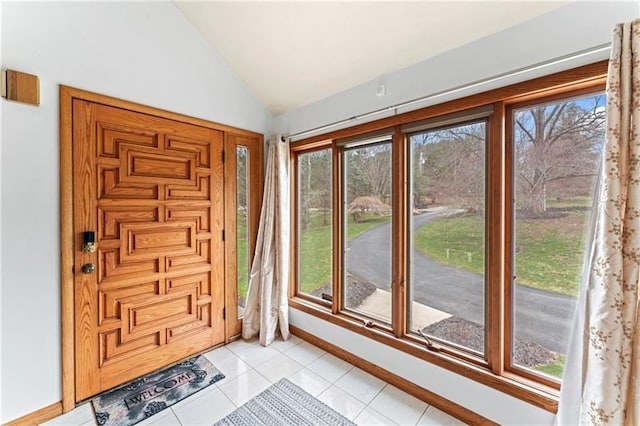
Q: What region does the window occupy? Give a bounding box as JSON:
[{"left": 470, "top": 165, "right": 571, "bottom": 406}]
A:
[
  {"left": 509, "top": 93, "right": 606, "bottom": 381},
  {"left": 408, "top": 121, "right": 487, "bottom": 355},
  {"left": 236, "top": 146, "right": 250, "bottom": 318},
  {"left": 297, "top": 148, "right": 333, "bottom": 300},
  {"left": 290, "top": 61, "right": 608, "bottom": 411},
  {"left": 343, "top": 139, "right": 393, "bottom": 323}
]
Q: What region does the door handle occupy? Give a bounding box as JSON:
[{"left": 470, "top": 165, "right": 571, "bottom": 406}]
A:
[{"left": 81, "top": 263, "right": 96, "bottom": 274}]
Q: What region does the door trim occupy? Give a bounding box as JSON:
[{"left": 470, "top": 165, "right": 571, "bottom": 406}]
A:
[{"left": 60, "top": 85, "right": 263, "bottom": 412}]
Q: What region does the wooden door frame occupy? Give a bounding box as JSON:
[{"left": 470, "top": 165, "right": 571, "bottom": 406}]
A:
[{"left": 59, "top": 86, "right": 263, "bottom": 412}]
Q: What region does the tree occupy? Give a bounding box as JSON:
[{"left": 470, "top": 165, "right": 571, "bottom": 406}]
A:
[
  {"left": 410, "top": 122, "right": 486, "bottom": 211},
  {"left": 345, "top": 144, "right": 392, "bottom": 204},
  {"left": 348, "top": 196, "right": 391, "bottom": 222},
  {"left": 236, "top": 147, "right": 249, "bottom": 234},
  {"left": 514, "top": 95, "right": 605, "bottom": 215},
  {"left": 298, "top": 149, "right": 332, "bottom": 230}
]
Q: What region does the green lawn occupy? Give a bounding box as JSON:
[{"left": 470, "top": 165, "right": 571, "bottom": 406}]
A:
[
  {"left": 237, "top": 211, "right": 249, "bottom": 301},
  {"left": 415, "top": 212, "right": 589, "bottom": 296},
  {"left": 534, "top": 355, "right": 566, "bottom": 378},
  {"left": 415, "top": 215, "right": 486, "bottom": 277},
  {"left": 299, "top": 212, "right": 390, "bottom": 294},
  {"left": 546, "top": 196, "right": 593, "bottom": 209}
]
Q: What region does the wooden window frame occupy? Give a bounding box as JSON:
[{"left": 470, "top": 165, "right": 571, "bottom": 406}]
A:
[
  {"left": 289, "top": 61, "right": 608, "bottom": 413},
  {"left": 290, "top": 142, "right": 334, "bottom": 308},
  {"left": 404, "top": 117, "right": 491, "bottom": 364},
  {"left": 340, "top": 137, "right": 395, "bottom": 329},
  {"left": 502, "top": 85, "right": 607, "bottom": 389}
]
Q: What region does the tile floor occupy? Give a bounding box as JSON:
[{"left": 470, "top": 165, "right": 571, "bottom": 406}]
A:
[{"left": 43, "top": 336, "right": 467, "bottom": 426}]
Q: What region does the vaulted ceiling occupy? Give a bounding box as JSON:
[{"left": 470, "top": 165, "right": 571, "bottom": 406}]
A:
[{"left": 175, "top": 1, "right": 568, "bottom": 115}]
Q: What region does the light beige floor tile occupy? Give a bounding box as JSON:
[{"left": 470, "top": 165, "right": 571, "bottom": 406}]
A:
[
  {"left": 218, "top": 369, "right": 271, "bottom": 406},
  {"left": 287, "top": 368, "right": 332, "bottom": 397},
  {"left": 417, "top": 406, "right": 468, "bottom": 425},
  {"left": 226, "top": 337, "right": 259, "bottom": 354},
  {"left": 211, "top": 352, "right": 252, "bottom": 382},
  {"left": 334, "top": 367, "right": 386, "bottom": 404},
  {"left": 203, "top": 345, "right": 237, "bottom": 364},
  {"left": 137, "top": 409, "right": 181, "bottom": 425},
  {"left": 169, "top": 381, "right": 220, "bottom": 412},
  {"left": 254, "top": 352, "right": 304, "bottom": 383},
  {"left": 284, "top": 341, "right": 326, "bottom": 365},
  {"left": 354, "top": 406, "right": 398, "bottom": 425},
  {"left": 317, "top": 385, "right": 366, "bottom": 420},
  {"left": 173, "top": 387, "right": 236, "bottom": 426},
  {"left": 235, "top": 344, "right": 280, "bottom": 367},
  {"left": 270, "top": 334, "right": 303, "bottom": 352},
  {"left": 307, "top": 353, "right": 353, "bottom": 383},
  {"left": 370, "top": 384, "right": 428, "bottom": 425}
]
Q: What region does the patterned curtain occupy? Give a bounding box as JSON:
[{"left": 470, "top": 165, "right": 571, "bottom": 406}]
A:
[
  {"left": 242, "top": 135, "right": 290, "bottom": 346},
  {"left": 557, "top": 20, "right": 640, "bottom": 425}
]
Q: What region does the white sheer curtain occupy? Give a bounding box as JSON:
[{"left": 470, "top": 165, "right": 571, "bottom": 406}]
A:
[
  {"left": 557, "top": 19, "right": 640, "bottom": 425},
  {"left": 242, "top": 135, "right": 290, "bottom": 346}
]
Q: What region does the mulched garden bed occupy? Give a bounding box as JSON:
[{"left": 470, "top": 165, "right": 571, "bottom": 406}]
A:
[
  {"left": 309, "top": 272, "right": 377, "bottom": 308},
  {"left": 424, "top": 316, "right": 558, "bottom": 368}
]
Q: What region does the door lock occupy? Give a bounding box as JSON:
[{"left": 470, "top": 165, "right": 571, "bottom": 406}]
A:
[
  {"left": 81, "top": 263, "right": 96, "bottom": 274},
  {"left": 83, "top": 231, "right": 96, "bottom": 253}
]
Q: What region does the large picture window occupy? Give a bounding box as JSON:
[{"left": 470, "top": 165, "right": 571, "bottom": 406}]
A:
[{"left": 290, "top": 62, "right": 608, "bottom": 412}]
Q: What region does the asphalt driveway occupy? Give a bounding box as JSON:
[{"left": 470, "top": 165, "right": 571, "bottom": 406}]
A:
[{"left": 346, "top": 210, "right": 577, "bottom": 352}]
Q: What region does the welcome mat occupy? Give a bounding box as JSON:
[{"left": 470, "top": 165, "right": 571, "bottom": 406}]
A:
[
  {"left": 215, "top": 378, "right": 356, "bottom": 426},
  {"left": 92, "top": 355, "right": 225, "bottom": 426}
]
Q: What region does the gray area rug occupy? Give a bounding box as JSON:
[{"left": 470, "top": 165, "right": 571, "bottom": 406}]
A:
[
  {"left": 216, "top": 378, "right": 356, "bottom": 426},
  {"left": 92, "top": 355, "right": 225, "bottom": 426}
]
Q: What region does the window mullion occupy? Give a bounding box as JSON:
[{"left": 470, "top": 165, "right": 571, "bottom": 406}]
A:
[
  {"left": 487, "top": 102, "right": 506, "bottom": 375},
  {"left": 503, "top": 103, "right": 516, "bottom": 374},
  {"left": 332, "top": 142, "right": 342, "bottom": 315},
  {"left": 392, "top": 128, "right": 407, "bottom": 338}
]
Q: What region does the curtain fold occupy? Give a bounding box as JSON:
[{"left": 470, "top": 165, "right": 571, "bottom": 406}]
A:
[
  {"left": 241, "top": 135, "right": 290, "bottom": 346},
  {"left": 557, "top": 19, "right": 640, "bottom": 425}
]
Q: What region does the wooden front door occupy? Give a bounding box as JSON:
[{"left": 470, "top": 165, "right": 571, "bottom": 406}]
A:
[{"left": 72, "top": 99, "right": 225, "bottom": 401}]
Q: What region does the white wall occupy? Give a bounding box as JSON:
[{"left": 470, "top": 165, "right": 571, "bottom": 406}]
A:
[
  {"left": 274, "top": 1, "right": 638, "bottom": 137},
  {"left": 0, "top": 2, "right": 271, "bottom": 422},
  {"left": 279, "top": 2, "right": 639, "bottom": 424}
]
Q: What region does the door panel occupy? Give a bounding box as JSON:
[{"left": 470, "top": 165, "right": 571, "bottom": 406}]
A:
[{"left": 73, "top": 100, "right": 225, "bottom": 400}]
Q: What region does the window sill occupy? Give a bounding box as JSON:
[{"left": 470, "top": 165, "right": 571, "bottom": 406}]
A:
[{"left": 289, "top": 297, "right": 559, "bottom": 414}]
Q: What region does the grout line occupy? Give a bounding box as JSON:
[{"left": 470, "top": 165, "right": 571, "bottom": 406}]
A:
[
  {"left": 366, "top": 382, "right": 387, "bottom": 407},
  {"left": 352, "top": 400, "right": 367, "bottom": 422},
  {"left": 414, "top": 404, "right": 429, "bottom": 425},
  {"left": 169, "top": 407, "right": 183, "bottom": 426}
]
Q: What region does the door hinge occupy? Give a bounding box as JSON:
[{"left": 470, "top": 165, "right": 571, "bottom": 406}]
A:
[
  {"left": 222, "top": 229, "right": 225, "bottom": 241},
  {"left": 222, "top": 150, "right": 225, "bottom": 163},
  {"left": 223, "top": 307, "right": 226, "bottom": 320}
]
